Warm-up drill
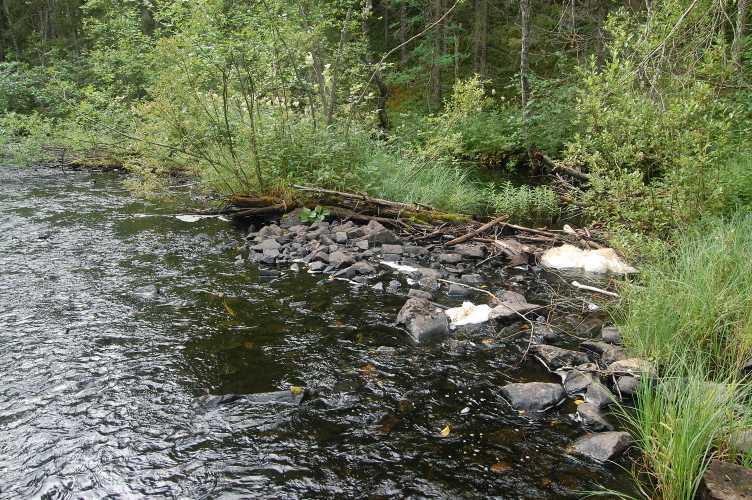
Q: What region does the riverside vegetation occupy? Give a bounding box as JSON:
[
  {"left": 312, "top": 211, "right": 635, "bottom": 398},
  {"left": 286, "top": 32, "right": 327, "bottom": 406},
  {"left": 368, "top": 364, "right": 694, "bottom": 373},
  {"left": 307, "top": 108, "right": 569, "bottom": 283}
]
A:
[{"left": 1, "top": 0, "right": 752, "bottom": 498}]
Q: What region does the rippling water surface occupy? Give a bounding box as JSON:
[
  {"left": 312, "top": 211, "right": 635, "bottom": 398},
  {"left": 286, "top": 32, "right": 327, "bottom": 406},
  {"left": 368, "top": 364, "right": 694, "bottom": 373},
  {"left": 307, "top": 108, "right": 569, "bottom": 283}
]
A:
[{"left": 0, "top": 167, "right": 633, "bottom": 498}]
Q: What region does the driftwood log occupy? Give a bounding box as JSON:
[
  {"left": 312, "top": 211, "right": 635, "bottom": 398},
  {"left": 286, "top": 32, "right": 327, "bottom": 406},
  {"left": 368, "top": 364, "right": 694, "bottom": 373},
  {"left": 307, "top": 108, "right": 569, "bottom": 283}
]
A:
[{"left": 224, "top": 184, "right": 606, "bottom": 252}]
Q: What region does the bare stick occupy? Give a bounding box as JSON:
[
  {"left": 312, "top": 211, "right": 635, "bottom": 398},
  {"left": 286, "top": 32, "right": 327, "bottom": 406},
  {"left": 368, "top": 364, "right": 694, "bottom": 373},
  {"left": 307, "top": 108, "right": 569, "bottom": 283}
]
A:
[
  {"left": 445, "top": 215, "right": 507, "bottom": 246},
  {"left": 571, "top": 280, "right": 619, "bottom": 298}
]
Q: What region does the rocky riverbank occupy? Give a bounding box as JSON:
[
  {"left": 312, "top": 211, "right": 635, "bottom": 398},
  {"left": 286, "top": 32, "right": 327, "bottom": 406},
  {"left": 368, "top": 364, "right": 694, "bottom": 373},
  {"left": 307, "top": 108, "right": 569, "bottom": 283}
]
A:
[{"left": 238, "top": 209, "right": 657, "bottom": 464}]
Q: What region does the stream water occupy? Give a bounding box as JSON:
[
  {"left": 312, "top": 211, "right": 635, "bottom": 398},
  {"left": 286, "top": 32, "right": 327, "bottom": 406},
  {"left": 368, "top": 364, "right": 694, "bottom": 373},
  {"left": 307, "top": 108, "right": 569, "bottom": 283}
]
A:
[{"left": 0, "top": 166, "right": 634, "bottom": 498}]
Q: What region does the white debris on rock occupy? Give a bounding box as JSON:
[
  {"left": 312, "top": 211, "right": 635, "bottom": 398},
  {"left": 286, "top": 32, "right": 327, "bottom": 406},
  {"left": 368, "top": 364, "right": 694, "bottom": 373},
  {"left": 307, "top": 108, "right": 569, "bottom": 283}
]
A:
[
  {"left": 540, "top": 244, "right": 637, "bottom": 274},
  {"left": 445, "top": 302, "right": 492, "bottom": 327}
]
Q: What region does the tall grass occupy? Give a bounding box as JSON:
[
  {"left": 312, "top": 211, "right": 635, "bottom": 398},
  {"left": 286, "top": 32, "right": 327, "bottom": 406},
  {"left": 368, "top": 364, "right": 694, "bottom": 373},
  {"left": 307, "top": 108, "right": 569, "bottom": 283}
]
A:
[
  {"left": 616, "top": 214, "right": 752, "bottom": 375},
  {"left": 616, "top": 370, "right": 747, "bottom": 500},
  {"left": 614, "top": 215, "right": 752, "bottom": 499}
]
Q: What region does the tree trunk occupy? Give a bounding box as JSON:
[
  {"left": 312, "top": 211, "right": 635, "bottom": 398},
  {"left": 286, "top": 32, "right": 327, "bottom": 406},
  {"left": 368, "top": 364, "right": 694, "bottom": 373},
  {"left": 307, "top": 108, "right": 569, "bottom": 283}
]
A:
[
  {"left": 733, "top": 0, "right": 749, "bottom": 68},
  {"left": 399, "top": 2, "right": 408, "bottom": 64},
  {"left": 429, "top": 0, "right": 443, "bottom": 110},
  {"left": 363, "top": 0, "right": 390, "bottom": 129},
  {"left": 473, "top": 0, "right": 488, "bottom": 77},
  {"left": 140, "top": 0, "right": 156, "bottom": 35},
  {"left": 519, "top": 0, "right": 531, "bottom": 147}
]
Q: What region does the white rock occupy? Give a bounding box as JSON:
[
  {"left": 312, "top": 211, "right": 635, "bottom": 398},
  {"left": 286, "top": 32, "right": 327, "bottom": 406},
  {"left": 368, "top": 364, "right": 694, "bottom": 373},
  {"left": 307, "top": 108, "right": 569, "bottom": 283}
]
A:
[{"left": 540, "top": 244, "right": 637, "bottom": 274}]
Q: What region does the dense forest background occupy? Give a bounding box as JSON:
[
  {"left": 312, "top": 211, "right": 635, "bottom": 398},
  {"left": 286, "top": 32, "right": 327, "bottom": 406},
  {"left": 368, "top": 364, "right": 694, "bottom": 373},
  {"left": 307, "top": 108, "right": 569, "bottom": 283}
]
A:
[{"left": 0, "top": 0, "right": 750, "bottom": 253}]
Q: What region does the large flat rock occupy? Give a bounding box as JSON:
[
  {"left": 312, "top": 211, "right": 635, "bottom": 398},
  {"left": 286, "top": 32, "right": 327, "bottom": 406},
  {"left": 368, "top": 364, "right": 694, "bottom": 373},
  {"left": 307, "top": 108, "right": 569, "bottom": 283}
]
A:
[
  {"left": 699, "top": 459, "right": 752, "bottom": 499},
  {"left": 501, "top": 382, "right": 564, "bottom": 412},
  {"left": 572, "top": 431, "right": 631, "bottom": 462},
  {"left": 396, "top": 297, "right": 449, "bottom": 343}
]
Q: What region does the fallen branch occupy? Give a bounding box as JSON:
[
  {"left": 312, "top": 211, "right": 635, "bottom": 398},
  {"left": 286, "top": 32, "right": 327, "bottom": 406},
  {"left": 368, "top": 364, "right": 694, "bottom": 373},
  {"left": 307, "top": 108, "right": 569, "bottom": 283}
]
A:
[
  {"left": 445, "top": 215, "right": 507, "bottom": 246},
  {"left": 571, "top": 280, "right": 619, "bottom": 298},
  {"left": 535, "top": 151, "right": 590, "bottom": 182},
  {"left": 293, "top": 184, "right": 435, "bottom": 212}
]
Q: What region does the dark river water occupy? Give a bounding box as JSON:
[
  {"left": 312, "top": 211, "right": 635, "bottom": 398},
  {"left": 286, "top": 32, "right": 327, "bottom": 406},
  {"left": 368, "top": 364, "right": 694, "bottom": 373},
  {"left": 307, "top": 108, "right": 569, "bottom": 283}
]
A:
[{"left": 0, "top": 167, "right": 633, "bottom": 498}]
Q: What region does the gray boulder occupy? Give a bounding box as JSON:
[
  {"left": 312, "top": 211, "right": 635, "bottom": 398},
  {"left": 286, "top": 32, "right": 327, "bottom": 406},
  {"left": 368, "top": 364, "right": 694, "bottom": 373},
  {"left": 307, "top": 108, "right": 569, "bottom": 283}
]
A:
[
  {"left": 572, "top": 431, "right": 631, "bottom": 462},
  {"left": 251, "top": 238, "right": 281, "bottom": 251},
  {"left": 500, "top": 382, "right": 565, "bottom": 412},
  {"left": 557, "top": 366, "right": 597, "bottom": 395},
  {"left": 329, "top": 250, "right": 355, "bottom": 269},
  {"left": 404, "top": 245, "right": 429, "bottom": 257},
  {"left": 396, "top": 297, "right": 450, "bottom": 343},
  {"left": 608, "top": 358, "right": 656, "bottom": 378},
  {"left": 582, "top": 340, "right": 627, "bottom": 365},
  {"left": 585, "top": 381, "right": 615, "bottom": 408},
  {"left": 438, "top": 253, "right": 463, "bottom": 264},
  {"left": 532, "top": 345, "right": 590, "bottom": 371},
  {"left": 381, "top": 244, "right": 403, "bottom": 255},
  {"left": 576, "top": 403, "right": 614, "bottom": 432},
  {"left": 454, "top": 243, "right": 485, "bottom": 258},
  {"left": 616, "top": 375, "right": 640, "bottom": 397},
  {"left": 334, "top": 261, "right": 376, "bottom": 278},
  {"left": 699, "top": 460, "right": 752, "bottom": 499},
  {"left": 601, "top": 326, "right": 622, "bottom": 344},
  {"left": 261, "top": 248, "right": 280, "bottom": 264},
  {"left": 408, "top": 289, "right": 433, "bottom": 300}
]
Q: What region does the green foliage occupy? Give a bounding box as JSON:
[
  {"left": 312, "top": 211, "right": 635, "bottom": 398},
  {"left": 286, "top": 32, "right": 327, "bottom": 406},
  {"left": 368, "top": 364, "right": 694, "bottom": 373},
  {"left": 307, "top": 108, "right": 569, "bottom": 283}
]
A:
[
  {"left": 300, "top": 206, "right": 330, "bottom": 224},
  {"left": 422, "top": 77, "right": 522, "bottom": 163},
  {"left": 486, "top": 182, "right": 559, "bottom": 223}
]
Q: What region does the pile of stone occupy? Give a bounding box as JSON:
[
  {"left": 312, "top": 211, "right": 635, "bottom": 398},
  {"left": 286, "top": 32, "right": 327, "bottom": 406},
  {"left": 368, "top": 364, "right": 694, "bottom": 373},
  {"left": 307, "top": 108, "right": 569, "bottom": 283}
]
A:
[
  {"left": 500, "top": 324, "right": 653, "bottom": 463},
  {"left": 243, "top": 214, "right": 651, "bottom": 464},
  {"left": 244, "top": 214, "right": 494, "bottom": 293}
]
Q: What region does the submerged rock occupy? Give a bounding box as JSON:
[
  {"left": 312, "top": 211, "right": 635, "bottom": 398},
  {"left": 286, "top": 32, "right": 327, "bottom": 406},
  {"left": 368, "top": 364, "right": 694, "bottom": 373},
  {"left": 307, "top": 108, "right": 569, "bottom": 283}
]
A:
[
  {"left": 448, "top": 283, "right": 473, "bottom": 297},
  {"left": 396, "top": 297, "right": 449, "bottom": 343},
  {"left": 572, "top": 431, "right": 631, "bottom": 462},
  {"left": 201, "top": 388, "right": 307, "bottom": 408},
  {"left": 500, "top": 382, "right": 565, "bottom": 412},
  {"left": 699, "top": 460, "right": 752, "bottom": 499},
  {"left": 532, "top": 345, "right": 590, "bottom": 371}
]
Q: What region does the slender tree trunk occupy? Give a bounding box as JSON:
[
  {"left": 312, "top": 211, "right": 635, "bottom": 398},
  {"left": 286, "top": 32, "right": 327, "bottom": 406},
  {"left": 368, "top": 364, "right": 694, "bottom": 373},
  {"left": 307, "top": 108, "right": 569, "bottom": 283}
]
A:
[
  {"left": 364, "top": 0, "right": 389, "bottom": 129},
  {"left": 1, "top": 1, "right": 19, "bottom": 55},
  {"left": 519, "top": 0, "right": 531, "bottom": 148},
  {"left": 140, "top": 0, "right": 156, "bottom": 35},
  {"left": 429, "top": 0, "right": 443, "bottom": 110},
  {"left": 733, "top": 0, "right": 749, "bottom": 68},
  {"left": 473, "top": 0, "right": 488, "bottom": 77},
  {"left": 383, "top": 0, "right": 389, "bottom": 45},
  {"left": 399, "top": 1, "right": 408, "bottom": 64},
  {"left": 454, "top": 29, "right": 459, "bottom": 80}
]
